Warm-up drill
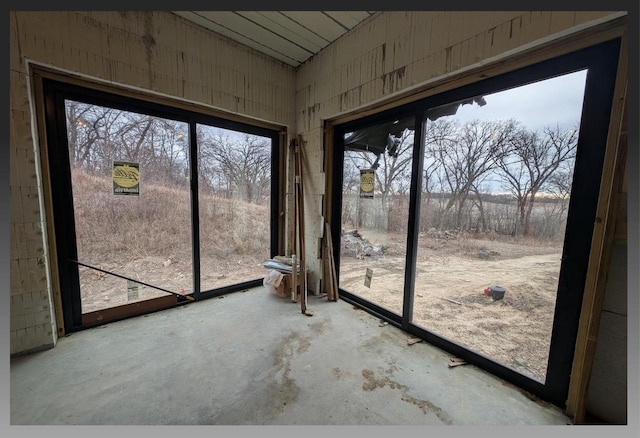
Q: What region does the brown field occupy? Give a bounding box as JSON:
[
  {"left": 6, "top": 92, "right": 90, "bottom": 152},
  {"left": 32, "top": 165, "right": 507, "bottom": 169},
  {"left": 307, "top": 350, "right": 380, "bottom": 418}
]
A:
[{"left": 339, "top": 228, "right": 563, "bottom": 382}]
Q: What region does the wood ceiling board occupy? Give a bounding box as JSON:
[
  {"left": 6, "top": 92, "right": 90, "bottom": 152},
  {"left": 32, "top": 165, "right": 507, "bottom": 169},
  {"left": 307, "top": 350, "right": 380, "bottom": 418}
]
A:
[
  {"left": 346, "top": 11, "right": 373, "bottom": 22},
  {"left": 280, "top": 11, "right": 348, "bottom": 43},
  {"left": 175, "top": 11, "right": 301, "bottom": 66},
  {"left": 236, "top": 11, "right": 323, "bottom": 54},
  {"left": 260, "top": 12, "right": 332, "bottom": 49},
  {"left": 324, "top": 11, "right": 361, "bottom": 28},
  {"left": 194, "top": 11, "right": 313, "bottom": 62}
]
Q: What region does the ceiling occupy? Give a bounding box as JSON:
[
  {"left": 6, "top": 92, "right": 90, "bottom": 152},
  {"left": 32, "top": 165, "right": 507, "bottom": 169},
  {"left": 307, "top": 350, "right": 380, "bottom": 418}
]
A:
[{"left": 172, "top": 11, "right": 376, "bottom": 68}]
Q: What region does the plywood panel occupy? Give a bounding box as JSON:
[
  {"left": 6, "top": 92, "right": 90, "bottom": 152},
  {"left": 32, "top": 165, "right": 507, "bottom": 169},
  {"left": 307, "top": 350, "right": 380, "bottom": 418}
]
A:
[
  {"left": 13, "top": 223, "right": 29, "bottom": 260},
  {"left": 490, "top": 20, "right": 514, "bottom": 59},
  {"left": 386, "top": 12, "right": 413, "bottom": 71},
  {"left": 10, "top": 332, "right": 21, "bottom": 355},
  {"left": 17, "top": 148, "right": 38, "bottom": 188},
  {"left": 10, "top": 147, "right": 21, "bottom": 187},
  {"left": 448, "top": 11, "right": 494, "bottom": 46},
  {"left": 18, "top": 259, "right": 32, "bottom": 294},
  {"left": 305, "top": 172, "right": 326, "bottom": 196},
  {"left": 21, "top": 187, "right": 42, "bottom": 224},
  {"left": 429, "top": 11, "right": 452, "bottom": 53}
]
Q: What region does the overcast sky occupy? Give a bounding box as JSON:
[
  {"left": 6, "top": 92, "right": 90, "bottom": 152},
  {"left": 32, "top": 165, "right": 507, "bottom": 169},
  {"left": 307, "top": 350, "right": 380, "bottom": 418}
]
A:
[
  {"left": 449, "top": 69, "right": 588, "bottom": 132},
  {"left": 422, "top": 69, "right": 589, "bottom": 194}
]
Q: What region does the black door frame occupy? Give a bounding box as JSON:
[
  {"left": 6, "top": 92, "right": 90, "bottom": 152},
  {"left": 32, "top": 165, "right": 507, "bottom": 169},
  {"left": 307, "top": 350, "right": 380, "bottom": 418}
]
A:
[
  {"left": 42, "top": 79, "right": 282, "bottom": 332},
  {"left": 330, "top": 38, "right": 621, "bottom": 407}
]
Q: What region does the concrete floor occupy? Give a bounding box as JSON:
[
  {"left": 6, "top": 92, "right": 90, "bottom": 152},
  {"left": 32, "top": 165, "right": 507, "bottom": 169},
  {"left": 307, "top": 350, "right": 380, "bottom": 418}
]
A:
[{"left": 10, "top": 287, "right": 572, "bottom": 425}]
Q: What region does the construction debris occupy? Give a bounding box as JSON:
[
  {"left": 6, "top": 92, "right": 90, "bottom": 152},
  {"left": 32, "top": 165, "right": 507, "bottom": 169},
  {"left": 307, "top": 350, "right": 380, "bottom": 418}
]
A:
[
  {"left": 407, "top": 338, "right": 423, "bottom": 346},
  {"left": 341, "top": 229, "right": 385, "bottom": 259},
  {"left": 324, "top": 222, "right": 339, "bottom": 302},
  {"left": 292, "top": 136, "right": 310, "bottom": 316},
  {"left": 448, "top": 357, "right": 468, "bottom": 368}
]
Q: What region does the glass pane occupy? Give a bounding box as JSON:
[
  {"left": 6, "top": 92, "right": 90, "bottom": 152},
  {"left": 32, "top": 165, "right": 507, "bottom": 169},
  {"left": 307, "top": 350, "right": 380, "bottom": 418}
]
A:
[
  {"left": 197, "top": 124, "right": 272, "bottom": 291},
  {"left": 65, "top": 100, "right": 192, "bottom": 313},
  {"left": 339, "top": 115, "right": 415, "bottom": 315},
  {"left": 413, "top": 70, "right": 588, "bottom": 381}
]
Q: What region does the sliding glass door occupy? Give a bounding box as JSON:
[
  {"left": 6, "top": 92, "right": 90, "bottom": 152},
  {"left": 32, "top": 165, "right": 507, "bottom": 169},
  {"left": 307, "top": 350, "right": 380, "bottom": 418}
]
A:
[
  {"left": 332, "top": 39, "right": 620, "bottom": 405},
  {"left": 197, "top": 123, "right": 274, "bottom": 292},
  {"left": 43, "top": 79, "right": 281, "bottom": 331},
  {"left": 338, "top": 114, "right": 415, "bottom": 317},
  {"left": 64, "top": 100, "right": 193, "bottom": 315},
  {"left": 413, "top": 70, "right": 587, "bottom": 383}
]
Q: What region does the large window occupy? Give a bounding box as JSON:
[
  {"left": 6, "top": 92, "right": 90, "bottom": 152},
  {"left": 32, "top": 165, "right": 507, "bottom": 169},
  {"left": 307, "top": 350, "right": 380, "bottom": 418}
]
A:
[
  {"left": 414, "top": 71, "right": 587, "bottom": 382},
  {"left": 331, "top": 39, "right": 620, "bottom": 406},
  {"left": 65, "top": 101, "right": 193, "bottom": 314},
  {"left": 339, "top": 114, "right": 415, "bottom": 316},
  {"left": 44, "top": 79, "right": 281, "bottom": 330},
  {"left": 197, "top": 124, "right": 273, "bottom": 292}
]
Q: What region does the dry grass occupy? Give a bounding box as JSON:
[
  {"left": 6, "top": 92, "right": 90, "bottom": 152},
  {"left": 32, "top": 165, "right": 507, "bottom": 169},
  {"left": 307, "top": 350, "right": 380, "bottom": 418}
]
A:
[
  {"left": 71, "top": 169, "right": 273, "bottom": 312},
  {"left": 71, "top": 169, "right": 270, "bottom": 265}
]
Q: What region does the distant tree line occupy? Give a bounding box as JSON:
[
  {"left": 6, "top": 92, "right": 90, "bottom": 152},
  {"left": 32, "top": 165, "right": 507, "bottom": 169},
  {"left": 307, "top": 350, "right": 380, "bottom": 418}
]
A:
[
  {"left": 344, "top": 118, "right": 578, "bottom": 240},
  {"left": 65, "top": 100, "right": 271, "bottom": 204}
]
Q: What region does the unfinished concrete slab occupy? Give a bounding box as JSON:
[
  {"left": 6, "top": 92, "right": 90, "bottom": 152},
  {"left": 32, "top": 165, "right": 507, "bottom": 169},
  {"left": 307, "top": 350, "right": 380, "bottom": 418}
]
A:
[{"left": 10, "top": 287, "right": 572, "bottom": 425}]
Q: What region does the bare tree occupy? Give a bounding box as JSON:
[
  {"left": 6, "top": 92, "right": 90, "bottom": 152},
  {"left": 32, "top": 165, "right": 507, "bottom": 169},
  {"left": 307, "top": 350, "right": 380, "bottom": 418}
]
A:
[
  {"left": 427, "top": 118, "right": 518, "bottom": 231},
  {"left": 199, "top": 129, "right": 271, "bottom": 204},
  {"left": 66, "top": 102, "right": 123, "bottom": 173},
  {"left": 496, "top": 124, "right": 578, "bottom": 236},
  {"left": 346, "top": 128, "right": 414, "bottom": 230},
  {"left": 66, "top": 100, "right": 192, "bottom": 187}
]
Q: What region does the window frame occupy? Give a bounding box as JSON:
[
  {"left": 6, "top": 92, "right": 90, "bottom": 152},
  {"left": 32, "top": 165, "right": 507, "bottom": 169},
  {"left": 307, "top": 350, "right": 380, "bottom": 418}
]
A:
[{"left": 330, "top": 38, "right": 621, "bottom": 406}]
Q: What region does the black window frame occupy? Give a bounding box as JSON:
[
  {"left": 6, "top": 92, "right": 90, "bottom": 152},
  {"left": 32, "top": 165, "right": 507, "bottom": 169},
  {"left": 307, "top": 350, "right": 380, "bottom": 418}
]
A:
[
  {"left": 331, "top": 38, "right": 621, "bottom": 407},
  {"left": 42, "top": 78, "right": 282, "bottom": 332}
]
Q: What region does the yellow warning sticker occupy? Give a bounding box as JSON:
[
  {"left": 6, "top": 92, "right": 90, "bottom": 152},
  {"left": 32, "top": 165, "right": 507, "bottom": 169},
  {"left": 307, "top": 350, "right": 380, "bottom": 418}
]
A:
[
  {"left": 360, "top": 169, "right": 375, "bottom": 198},
  {"left": 113, "top": 161, "right": 140, "bottom": 196}
]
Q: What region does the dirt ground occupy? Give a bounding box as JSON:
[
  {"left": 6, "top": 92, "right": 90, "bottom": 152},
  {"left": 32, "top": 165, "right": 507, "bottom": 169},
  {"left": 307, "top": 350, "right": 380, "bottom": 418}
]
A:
[{"left": 339, "top": 228, "right": 562, "bottom": 382}]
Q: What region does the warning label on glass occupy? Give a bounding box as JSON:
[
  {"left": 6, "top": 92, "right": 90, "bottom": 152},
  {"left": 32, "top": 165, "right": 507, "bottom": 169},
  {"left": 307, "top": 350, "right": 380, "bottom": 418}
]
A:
[
  {"left": 360, "top": 169, "right": 375, "bottom": 199},
  {"left": 113, "top": 161, "right": 140, "bottom": 196},
  {"left": 127, "top": 280, "right": 139, "bottom": 301},
  {"left": 364, "top": 268, "right": 373, "bottom": 288}
]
